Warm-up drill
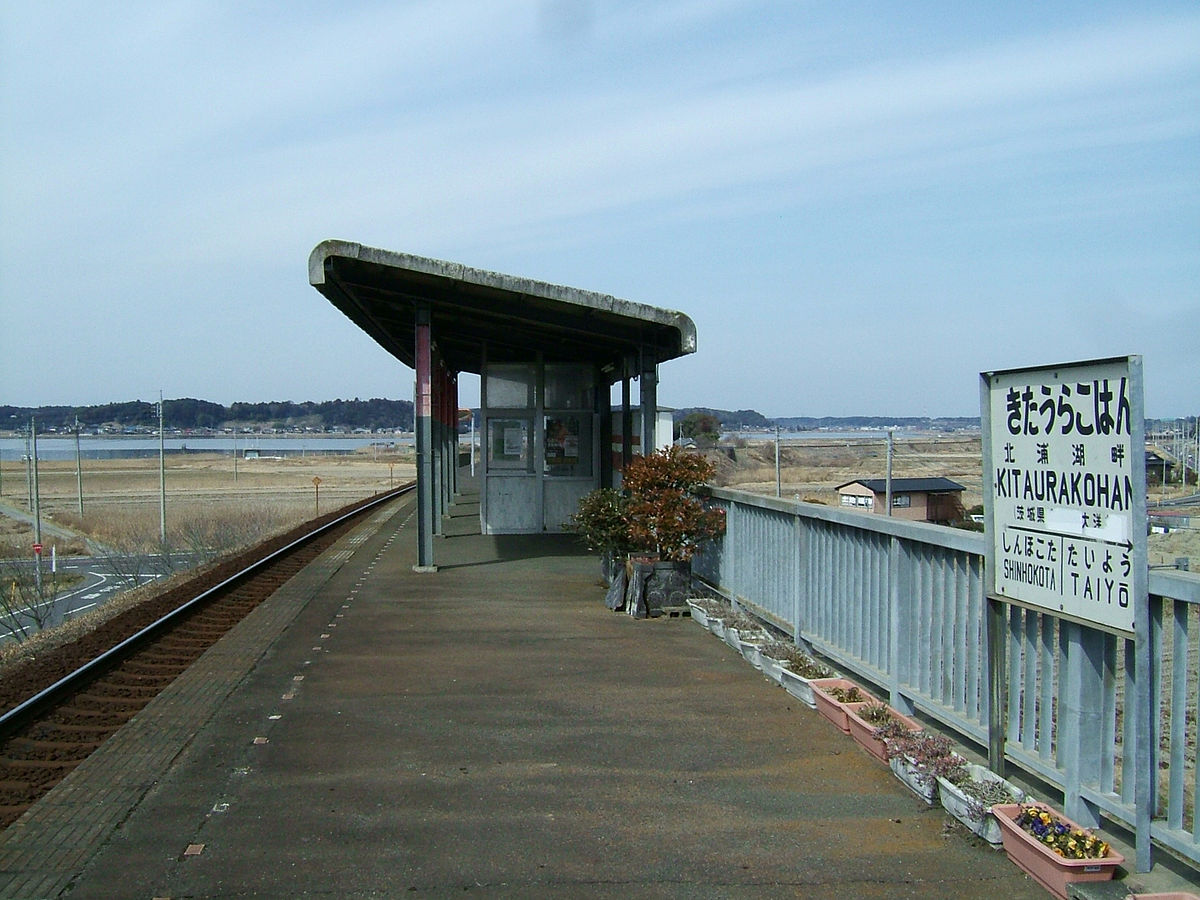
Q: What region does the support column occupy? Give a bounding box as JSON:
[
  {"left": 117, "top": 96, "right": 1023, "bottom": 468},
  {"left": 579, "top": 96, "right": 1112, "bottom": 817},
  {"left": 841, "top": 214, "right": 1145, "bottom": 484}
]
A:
[
  {"left": 621, "top": 361, "right": 633, "bottom": 471},
  {"left": 598, "top": 367, "right": 612, "bottom": 489},
  {"left": 450, "top": 373, "right": 460, "bottom": 497},
  {"left": 442, "top": 365, "right": 454, "bottom": 506},
  {"left": 640, "top": 350, "right": 658, "bottom": 456},
  {"left": 431, "top": 357, "right": 445, "bottom": 534},
  {"left": 414, "top": 306, "right": 437, "bottom": 571}
]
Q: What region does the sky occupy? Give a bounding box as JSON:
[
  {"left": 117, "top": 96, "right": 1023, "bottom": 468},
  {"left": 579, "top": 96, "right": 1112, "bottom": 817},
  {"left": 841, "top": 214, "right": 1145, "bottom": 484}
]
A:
[{"left": 1, "top": 1, "right": 1197, "bottom": 418}]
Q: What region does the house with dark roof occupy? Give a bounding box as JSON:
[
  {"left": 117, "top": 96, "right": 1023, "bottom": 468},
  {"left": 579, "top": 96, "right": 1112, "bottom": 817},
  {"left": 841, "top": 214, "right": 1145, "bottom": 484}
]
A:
[{"left": 835, "top": 477, "right": 966, "bottom": 525}]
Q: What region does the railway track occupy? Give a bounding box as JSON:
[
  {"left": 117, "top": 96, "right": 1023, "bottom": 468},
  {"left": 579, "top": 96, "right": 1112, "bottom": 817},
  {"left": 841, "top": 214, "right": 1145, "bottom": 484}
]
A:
[{"left": 0, "top": 484, "right": 413, "bottom": 830}]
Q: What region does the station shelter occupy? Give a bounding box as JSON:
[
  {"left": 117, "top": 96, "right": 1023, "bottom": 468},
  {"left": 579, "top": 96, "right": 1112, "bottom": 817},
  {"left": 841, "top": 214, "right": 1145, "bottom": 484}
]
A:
[{"left": 308, "top": 241, "right": 697, "bottom": 570}]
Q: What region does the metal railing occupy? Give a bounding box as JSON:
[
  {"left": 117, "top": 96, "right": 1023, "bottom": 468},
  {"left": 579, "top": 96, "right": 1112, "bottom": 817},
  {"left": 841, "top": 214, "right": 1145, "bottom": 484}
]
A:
[{"left": 693, "top": 486, "right": 1200, "bottom": 873}]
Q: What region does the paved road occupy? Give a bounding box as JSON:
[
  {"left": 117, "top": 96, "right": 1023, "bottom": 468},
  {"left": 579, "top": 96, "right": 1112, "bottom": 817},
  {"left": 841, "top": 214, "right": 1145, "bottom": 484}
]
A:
[{"left": 0, "top": 554, "right": 193, "bottom": 642}]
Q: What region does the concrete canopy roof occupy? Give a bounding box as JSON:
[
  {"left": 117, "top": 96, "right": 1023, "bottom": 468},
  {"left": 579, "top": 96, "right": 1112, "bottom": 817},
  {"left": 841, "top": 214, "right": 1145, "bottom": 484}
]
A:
[{"left": 309, "top": 240, "right": 697, "bottom": 379}]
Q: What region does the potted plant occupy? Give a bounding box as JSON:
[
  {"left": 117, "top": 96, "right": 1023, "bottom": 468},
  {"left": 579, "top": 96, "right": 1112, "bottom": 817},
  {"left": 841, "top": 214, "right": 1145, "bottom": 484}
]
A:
[
  {"left": 685, "top": 596, "right": 726, "bottom": 630},
  {"left": 843, "top": 702, "right": 920, "bottom": 764},
  {"left": 774, "top": 648, "right": 834, "bottom": 708},
  {"left": 724, "top": 613, "right": 768, "bottom": 668},
  {"left": 573, "top": 448, "right": 725, "bottom": 617},
  {"left": 757, "top": 640, "right": 793, "bottom": 685},
  {"left": 991, "top": 802, "right": 1125, "bottom": 899},
  {"left": 885, "top": 730, "right": 961, "bottom": 805},
  {"left": 568, "top": 487, "right": 635, "bottom": 609},
  {"left": 621, "top": 447, "right": 726, "bottom": 616},
  {"left": 809, "top": 678, "right": 871, "bottom": 733},
  {"left": 936, "top": 763, "right": 1024, "bottom": 846}
]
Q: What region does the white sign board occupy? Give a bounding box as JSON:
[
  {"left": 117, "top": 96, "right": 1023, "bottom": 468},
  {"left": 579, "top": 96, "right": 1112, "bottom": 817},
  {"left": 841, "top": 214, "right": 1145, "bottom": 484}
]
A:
[{"left": 981, "top": 357, "right": 1144, "bottom": 634}]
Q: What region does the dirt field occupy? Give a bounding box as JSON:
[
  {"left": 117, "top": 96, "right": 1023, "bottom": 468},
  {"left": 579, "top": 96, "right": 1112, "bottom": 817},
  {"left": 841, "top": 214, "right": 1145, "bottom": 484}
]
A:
[
  {"left": 0, "top": 449, "right": 417, "bottom": 558},
  {"left": 2, "top": 437, "right": 1194, "bottom": 567},
  {"left": 714, "top": 434, "right": 1199, "bottom": 569}
]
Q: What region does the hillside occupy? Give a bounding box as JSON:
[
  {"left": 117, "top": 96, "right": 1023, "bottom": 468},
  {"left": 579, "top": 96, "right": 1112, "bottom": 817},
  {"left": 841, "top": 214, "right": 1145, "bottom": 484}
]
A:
[{"left": 673, "top": 408, "right": 979, "bottom": 432}]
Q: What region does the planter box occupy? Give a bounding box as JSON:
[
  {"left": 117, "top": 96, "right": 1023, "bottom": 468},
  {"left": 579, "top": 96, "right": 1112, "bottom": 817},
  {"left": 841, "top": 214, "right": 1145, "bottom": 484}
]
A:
[
  {"left": 685, "top": 600, "right": 709, "bottom": 629},
  {"left": 844, "top": 702, "right": 920, "bottom": 764},
  {"left": 708, "top": 617, "right": 727, "bottom": 641},
  {"left": 724, "top": 626, "right": 742, "bottom": 651},
  {"left": 778, "top": 665, "right": 836, "bottom": 708},
  {"left": 889, "top": 754, "right": 941, "bottom": 805},
  {"left": 936, "top": 764, "right": 1023, "bottom": 847},
  {"left": 738, "top": 637, "right": 766, "bottom": 670},
  {"left": 992, "top": 804, "right": 1124, "bottom": 900},
  {"left": 809, "top": 678, "right": 870, "bottom": 733},
  {"left": 759, "top": 653, "right": 785, "bottom": 685},
  {"left": 778, "top": 666, "right": 817, "bottom": 707}
]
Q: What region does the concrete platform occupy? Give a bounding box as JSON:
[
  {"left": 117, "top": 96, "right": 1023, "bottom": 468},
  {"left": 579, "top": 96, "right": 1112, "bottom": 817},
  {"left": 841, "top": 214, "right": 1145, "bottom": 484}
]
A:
[{"left": 0, "top": 491, "right": 1087, "bottom": 897}]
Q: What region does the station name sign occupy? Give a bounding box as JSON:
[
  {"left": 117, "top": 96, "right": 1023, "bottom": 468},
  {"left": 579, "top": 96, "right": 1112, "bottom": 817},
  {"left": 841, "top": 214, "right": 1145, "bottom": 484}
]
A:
[{"left": 981, "top": 356, "right": 1145, "bottom": 634}]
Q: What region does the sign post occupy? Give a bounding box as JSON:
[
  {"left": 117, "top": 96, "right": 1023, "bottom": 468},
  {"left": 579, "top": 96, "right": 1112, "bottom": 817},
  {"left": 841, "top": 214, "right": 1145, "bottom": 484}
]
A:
[{"left": 981, "top": 355, "right": 1150, "bottom": 866}]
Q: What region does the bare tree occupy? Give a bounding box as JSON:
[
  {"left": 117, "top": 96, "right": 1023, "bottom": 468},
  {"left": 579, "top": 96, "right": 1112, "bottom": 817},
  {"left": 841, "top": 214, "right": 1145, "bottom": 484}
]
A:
[{"left": 0, "top": 556, "right": 67, "bottom": 642}]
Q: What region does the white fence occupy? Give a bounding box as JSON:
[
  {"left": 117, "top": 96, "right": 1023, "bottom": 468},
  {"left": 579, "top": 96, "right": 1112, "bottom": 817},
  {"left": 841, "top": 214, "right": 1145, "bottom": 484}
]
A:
[{"left": 693, "top": 486, "right": 1200, "bottom": 874}]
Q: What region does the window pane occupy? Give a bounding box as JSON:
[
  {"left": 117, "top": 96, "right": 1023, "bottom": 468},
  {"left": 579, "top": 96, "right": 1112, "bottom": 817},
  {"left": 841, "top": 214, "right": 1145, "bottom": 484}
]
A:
[
  {"left": 487, "top": 418, "right": 532, "bottom": 472},
  {"left": 544, "top": 364, "right": 592, "bottom": 410},
  {"left": 487, "top": 365, "right": 535, "bottom": 409},
  {"left": 544, "top": 414, "right": 592, "bottom": 477}
]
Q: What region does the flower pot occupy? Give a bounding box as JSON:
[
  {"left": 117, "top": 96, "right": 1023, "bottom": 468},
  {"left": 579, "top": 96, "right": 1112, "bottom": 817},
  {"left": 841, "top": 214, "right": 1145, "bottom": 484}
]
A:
[
  {"left": 809, "top": 678, "right": 870, "bottom": 733},
  {"left": 759, "top": 653, "right": 785, "bottom": 685},
  {"left": 936, "top": 764, "right": 1023, "bottom": 847},
  {"left": 685, "top": 599, "right": 709, "bottom": 629},
  {"left": 708, "top": 617, "right": 727, "bottom": 641},
  {"left": 844, "top": 703, "right": 920, "bottom": 764},
  {"left": 889, "top": 754, "right": 940, "bottom": 805},
  {"left": 991, "top": 804, "right": 1124, "bottom": 900},
  {"left": 736, "top": 631, "right": 767, "bottom": 669},
  {"left": 600, "top": 551, "right": 618, "bottom": 585},
  {"left": 724, "top": 625, "right": 742, "bottom": 651},
  {"left": 638, "top": 558, "right": 693, "bottom": 616},
  {"left": 739, "top": 639, "right": 763, "bottom": 669},
  {"left": 604, "top": 562, "right": 628, "bottom": 611},
  {"left": 778, "top": 666, "right": 818, "bottom": 708}
]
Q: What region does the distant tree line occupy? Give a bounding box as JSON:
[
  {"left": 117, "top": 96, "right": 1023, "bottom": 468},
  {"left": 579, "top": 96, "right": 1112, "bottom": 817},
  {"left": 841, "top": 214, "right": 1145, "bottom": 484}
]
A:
[
  {"left": 671, "top": 408, "right": 981, "bottom": 432},
  {"left": 0, "top": 398, "right": 415, "bottom": 432}
]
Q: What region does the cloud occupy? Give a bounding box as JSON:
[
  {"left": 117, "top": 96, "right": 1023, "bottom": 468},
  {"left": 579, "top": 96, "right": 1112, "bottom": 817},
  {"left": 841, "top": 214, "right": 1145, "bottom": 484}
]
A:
[{"left": 2, "top": 3, "right": 1196, "bottom": 413}]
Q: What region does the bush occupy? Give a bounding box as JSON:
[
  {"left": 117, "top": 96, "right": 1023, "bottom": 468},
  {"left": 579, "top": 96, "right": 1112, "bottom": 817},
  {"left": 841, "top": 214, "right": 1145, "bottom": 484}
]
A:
[
  {"left": 570, "top": 447, "right": 726, "bottom": 563},
  {"left": 622, "top": 447, "right": 725, "bottom": 562},
  {"left": 568, "top": 488, "right": 632, "bottom": 556}
]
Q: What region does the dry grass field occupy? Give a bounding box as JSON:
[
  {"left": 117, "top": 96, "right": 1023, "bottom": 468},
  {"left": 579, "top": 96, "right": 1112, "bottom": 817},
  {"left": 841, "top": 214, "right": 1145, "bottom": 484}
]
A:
[
  {"left": 0, "top": 449, "right": 417, "bottom": 559},
  {"left": 2, "top": 436, "right": 1193, "bottom": 566},
  {"left": 715, "top": 434, "right": 1199, "bottom": 568}
]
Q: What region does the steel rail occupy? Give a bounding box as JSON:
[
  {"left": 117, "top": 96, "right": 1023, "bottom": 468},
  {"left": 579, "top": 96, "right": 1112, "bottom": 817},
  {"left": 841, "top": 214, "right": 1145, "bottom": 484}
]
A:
[{"left": 0, "top": 483, "right": 415, "bottom": 737}]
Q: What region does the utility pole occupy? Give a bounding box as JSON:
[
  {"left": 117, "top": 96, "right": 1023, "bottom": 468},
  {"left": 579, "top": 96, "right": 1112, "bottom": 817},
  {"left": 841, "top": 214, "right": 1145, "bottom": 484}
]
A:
[
  {"left": 74, "top": 416, "right": 84, "bottom": 517},
  {"left": 885, "top": 430, "right": 895, "bottom": 516},
  {"left": 25, "top": 426, "right": 33, "bottom": 511},
  {"left": 31, "top": 417, "right": 42, "bottom": 595},
  {"left": 774, "top": 425, "right": 781, "bottom": 498},
  {"left": 159, "top": 392, "right": 167, "bottom": 544}
]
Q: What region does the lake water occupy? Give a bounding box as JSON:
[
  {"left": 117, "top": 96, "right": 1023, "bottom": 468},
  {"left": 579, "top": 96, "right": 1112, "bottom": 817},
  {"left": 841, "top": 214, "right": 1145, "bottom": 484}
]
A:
[{"left": 1, "top": 428, "right": 972, "bottom": 461}]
